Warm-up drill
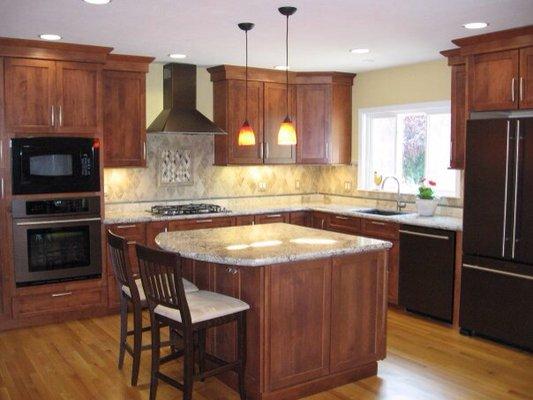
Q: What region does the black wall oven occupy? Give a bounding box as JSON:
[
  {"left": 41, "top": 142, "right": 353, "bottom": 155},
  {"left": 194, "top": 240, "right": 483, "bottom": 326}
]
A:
[
  {"left": 11, "top": 137, "right": 100, "bottom": 195},
  {"left": 12, "top": 197, "right": 102, "bottom": 286}
]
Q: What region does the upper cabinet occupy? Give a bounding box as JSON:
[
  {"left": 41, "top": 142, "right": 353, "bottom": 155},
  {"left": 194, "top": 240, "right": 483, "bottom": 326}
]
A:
[
  {"left": 441, "top": 25, "right": 533, "bottom": 169},
  {"left": 4, "top": 58, "right": 102, "bottom": 134},
  {"left": 208, "top": 65, "right": 354, "bottom": 166},
  {"left": 103, "top": 54, "right": 153, "bottom": 168}
]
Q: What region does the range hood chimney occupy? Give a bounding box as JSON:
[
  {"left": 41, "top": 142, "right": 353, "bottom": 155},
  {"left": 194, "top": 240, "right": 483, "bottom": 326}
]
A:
[{"left": 147, "top": 63, "right": 226, "bottom": 135}]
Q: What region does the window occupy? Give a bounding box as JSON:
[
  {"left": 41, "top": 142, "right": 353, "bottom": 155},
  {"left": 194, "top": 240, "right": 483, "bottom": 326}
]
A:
[{"left": 358, "top": 101, "right": 460, "bottom": 198}]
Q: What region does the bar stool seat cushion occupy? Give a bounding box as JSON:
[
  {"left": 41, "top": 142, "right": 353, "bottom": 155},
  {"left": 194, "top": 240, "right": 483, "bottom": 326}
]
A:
[
  {"left": 122, "top": 278, "right": 198, "bottom": 301},
  {"left": 154, "top": 290, "right": 250, "bottom": 324}
]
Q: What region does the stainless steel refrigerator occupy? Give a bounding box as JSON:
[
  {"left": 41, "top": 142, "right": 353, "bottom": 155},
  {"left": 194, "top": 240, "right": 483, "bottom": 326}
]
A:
[{"left": 461, "top": 112, "right": 532, "bottom": 350}]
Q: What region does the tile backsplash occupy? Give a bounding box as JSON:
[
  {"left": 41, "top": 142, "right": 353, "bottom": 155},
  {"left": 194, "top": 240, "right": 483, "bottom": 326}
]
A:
[{"left": 104, "top": 134, "right": 462, "bottom": 213}]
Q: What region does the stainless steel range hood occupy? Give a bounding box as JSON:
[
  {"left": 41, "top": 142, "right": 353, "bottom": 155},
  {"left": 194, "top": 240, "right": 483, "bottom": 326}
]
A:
[{"left": 147, "top": 63, "right": 226, "bottom": 135}]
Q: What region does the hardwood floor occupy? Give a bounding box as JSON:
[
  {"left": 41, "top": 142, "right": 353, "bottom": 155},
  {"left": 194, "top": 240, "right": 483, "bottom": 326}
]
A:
[{"left": 0, "top": 309, "right": 531, "bottom": 400}]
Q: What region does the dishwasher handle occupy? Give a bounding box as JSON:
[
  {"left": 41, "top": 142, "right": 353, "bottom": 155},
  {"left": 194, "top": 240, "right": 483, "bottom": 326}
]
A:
[{"left": 399, "top": 229, "right": 450, "bottom": 241}]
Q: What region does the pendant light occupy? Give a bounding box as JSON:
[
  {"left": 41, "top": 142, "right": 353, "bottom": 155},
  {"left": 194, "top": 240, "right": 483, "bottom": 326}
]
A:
[
  {"left": 277, "top": 6, "right": 297, "bottom": 146},
  {"left": 237, "top": 22, "right": 256, "bottom": 146}
]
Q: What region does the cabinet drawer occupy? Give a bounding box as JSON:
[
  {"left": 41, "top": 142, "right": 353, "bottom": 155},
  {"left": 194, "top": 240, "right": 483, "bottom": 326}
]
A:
[
  {"left": 107, "top": 223, "right": 146, "bottom": 243},
  {"left": 289, "top": 211, "right": 311, "bottom": 227},
  {"left": 235, "top": 215, "right": 256, "bottom": 226},
  {"left": 168, "top": 216, "right": 234, "bottom": 231},
  {"left": 328, "top": 214, "right": 361, "bottom": 235},
  {"left": 13, "top": 287, "right": 105, "bottom": 317},
  {"left": 360, "top": 219, "right": 399, "bottom": 240},
  {"left": 254, "top": 213, "right": 289, "bottom": 224}
]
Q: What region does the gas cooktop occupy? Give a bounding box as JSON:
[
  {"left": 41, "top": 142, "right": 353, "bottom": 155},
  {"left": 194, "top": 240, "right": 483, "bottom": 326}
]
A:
[{"left": 149, "top": 203, "right": 228, "bottom": 216}]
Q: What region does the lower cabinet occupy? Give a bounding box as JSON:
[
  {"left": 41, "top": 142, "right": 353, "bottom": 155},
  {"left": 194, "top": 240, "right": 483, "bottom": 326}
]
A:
[
  {"left": 107, "top": 222, "right": 146, "bottom": 274},
  {"left": 168, "top": 216, "right": 235, "bottom": 231},
  {"left": 289, "top": 211, "right": 312, "bottom": 227},
  {"left": 145, "top": 221, "right": 168, "bottom": 247},
  {"left": 254, "top": 213, "right": 289, "bottom": 224}
]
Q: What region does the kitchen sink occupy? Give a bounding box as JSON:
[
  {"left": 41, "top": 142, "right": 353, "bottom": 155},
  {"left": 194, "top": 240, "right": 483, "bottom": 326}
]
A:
[{"left": 357, "top": 208, "right": 407, "bottom": 216}]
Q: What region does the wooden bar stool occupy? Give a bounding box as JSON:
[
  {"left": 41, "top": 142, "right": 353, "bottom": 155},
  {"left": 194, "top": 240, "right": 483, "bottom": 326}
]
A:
[
  {"left": 106, "top": 230, "right": 199, "bottom": 386},
  {"left": 135, "top": 243, "right": 249, "bottom": 400}
]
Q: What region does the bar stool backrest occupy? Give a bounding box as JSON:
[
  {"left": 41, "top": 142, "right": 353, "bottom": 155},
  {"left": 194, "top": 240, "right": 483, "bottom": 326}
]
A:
[
  {"left": 135, "top": 243, "right": 192, "bottom": 327},
  {"left": 107, "top": 229, "right": 142, "bottom": 303}
]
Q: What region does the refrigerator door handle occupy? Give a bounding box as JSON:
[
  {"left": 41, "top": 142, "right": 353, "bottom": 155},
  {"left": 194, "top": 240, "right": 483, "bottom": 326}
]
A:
[
  {"left": 463, "top": 263, "right": 533, "bottom": 281},
  {"left": 502, "top": 121, "right": 511, "bottom": 258},
  {"left": 512, "top": 120, "right": 521, "bottom": 259}
]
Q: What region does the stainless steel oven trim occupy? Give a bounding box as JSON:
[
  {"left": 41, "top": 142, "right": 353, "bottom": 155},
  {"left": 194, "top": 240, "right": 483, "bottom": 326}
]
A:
[
  {"left": 15, "top": 217, "right": 101, "bottom": 226},
  {"left": 463, "top": 263, "right": 533, "bottom": 281}
]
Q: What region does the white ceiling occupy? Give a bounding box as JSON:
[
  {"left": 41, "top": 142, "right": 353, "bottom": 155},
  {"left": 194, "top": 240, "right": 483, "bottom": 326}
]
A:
[{"left": 1, "top": 0, "right": 532, "bottom": 72}]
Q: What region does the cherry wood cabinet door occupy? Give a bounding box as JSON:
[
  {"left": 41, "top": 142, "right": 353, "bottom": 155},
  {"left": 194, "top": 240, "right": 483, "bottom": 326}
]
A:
[
  {"left": 450, "top": 64, "right": 467, "bottom": 169},
  {"left": 296, "top": 84, "right": 331, "bottom": 164},
  {"left": 227, "top": 80, "right": 264, "bottom": 164},
  {"left": 254, "top": 213, "right": 289, "bottom": 225},
  {"left": 266, "top": 259, "right": 331, "bottom": 391},
  {"left": 469, "top": 50, "right": 519, "bottom": 111},
  {"left": 520, "top": 47, "right": 533, "bottom": 109},
  {"left": 330, "top": 252, "right": 386, "bottom": 372},
  {"left": 263, "top": 82, "right": 296, "bottom": 164},
  {"left": 4, "top": 58, "right": 56, "bottom": 133},
  {"left": 145, "top": 221, "right": 168, "bottom": 248},
  {"left": 387, "top": 240, "right": 400, "bottom": 304},
  {"left": 55, "top": 61, "right": 102, "bottom": 134},
  {"left": 103, "top": 70, "right": 146, "bottom": 167},
  {"left": 235, "top": 215, "right": 255, "bottom": 226},
  {"left": 328, "top": 214, "right": 361, "bottom": 235},
  {"left": 288, "top": 211, "right": 311, "bottom": 227}
]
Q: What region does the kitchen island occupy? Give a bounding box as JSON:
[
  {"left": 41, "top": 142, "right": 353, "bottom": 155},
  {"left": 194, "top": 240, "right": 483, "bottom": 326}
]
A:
[{"left": 156, "top": 223, "right": 391, "bottom": 400}]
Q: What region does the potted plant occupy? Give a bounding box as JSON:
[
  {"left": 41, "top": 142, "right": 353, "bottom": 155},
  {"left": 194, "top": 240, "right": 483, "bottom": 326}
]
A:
[{"left": 416, "top": 178, "right": 439, "bottom": 217}]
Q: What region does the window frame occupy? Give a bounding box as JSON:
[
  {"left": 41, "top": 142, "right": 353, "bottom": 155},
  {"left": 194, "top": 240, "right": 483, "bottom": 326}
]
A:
[{"left": 357, "top": 100, "right": 460, "bottom": 198}]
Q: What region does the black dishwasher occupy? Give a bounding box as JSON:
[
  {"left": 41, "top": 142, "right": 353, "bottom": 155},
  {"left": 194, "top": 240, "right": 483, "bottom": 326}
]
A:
[{"left": 399, "top": 225, "right": 456, "bottom": 322}]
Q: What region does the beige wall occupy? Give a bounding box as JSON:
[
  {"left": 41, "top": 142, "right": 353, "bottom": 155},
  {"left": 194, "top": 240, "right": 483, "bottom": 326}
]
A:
[{"left": 352, "top": 59, "right": 451, "bottom": 162}]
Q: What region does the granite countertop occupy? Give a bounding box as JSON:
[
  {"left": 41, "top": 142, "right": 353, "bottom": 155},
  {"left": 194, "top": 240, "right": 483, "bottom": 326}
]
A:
[
  {"left": 155, "top": 223, "right": 392, "bottom": 267},
  {"left": 104, "top": 202, "right": 463, "bottom": 231}
]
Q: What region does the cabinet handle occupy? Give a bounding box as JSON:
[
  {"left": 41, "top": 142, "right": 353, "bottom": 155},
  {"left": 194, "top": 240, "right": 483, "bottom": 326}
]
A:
[
  {"left": 115, "top": 224, "right": 137, "bottom": 229},
  {"left": 51, "top": 105, "right": 55, "bottom": 127},
  {"left": 335, "top": 216, "right": 349, "bottom": 220},
  {"left": 52, "top": 292, "right": 72, "bottom": 297},
  {"left": 325, "top": 142, "right": 330, "bottom": 160},
  {"left": 266, "top": 214, "right": 282, "bottom": 218},
  {"left": 502, "top": 121, "right": 511, "bottom": 258},
  {"left": 371, "top": 221, "right": 387, "bottom": 226},
  {"left": 321, "top": 219, "right": 325, "bottom": 229},
  {"left": 512, "top": 121, "right": 520, "bottom": 259},
  {"left": 265, "top": 142, "right": 270, "bottom": 159},
  {"left": 143, "top": 141, "right": 146, "bottom": 160},
  {"left": 511, "top": 77, "right": 515, "bottom": 102},
  {"left": 519, "top": 77, "right": 524, "bottom": 102},
  {"left": 0, "top": 178, "right": 4, "bottom": 200},
  {"left": 59, "top": 106, "right": 63, "bottom": 127},
  {"left": 260, "top": 142, "right": 264, "bottom": 159},
  {"left": 196, "top": 219, "right": 213, "bottom": 223},
  {"left": 399, "top": 229, "right": 449, "bottom": 240},
  {"left": 164, "top": 227, "right": 168, "bottom": 233}
]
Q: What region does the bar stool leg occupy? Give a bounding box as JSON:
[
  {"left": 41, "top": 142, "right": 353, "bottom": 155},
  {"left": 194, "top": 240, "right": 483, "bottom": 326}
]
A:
[
  {"left": 237, "top": 312, "right": 247, "bottom": 400},
  {"left": 149, "top": 317, "right": 161, "bottom": 400},
  {"left": 183, "top": 331, "right": 195, "bottom": 400},
  {"left": 118, "top": 294, "right": 128, "bottom": 370},
  {"left": 197, "top": 329, "right": 206, "bottom": 381},
  {"left": 131, "top": 304, "right": 143, "bottom": 386}
]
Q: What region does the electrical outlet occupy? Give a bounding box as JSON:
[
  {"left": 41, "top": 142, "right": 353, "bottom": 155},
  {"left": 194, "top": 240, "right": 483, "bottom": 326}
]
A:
[
  {"left": 295, "top": 180, "right": 301, "bottom": 190},
  {"left": 344, "top": 181, "right": 352, "bottom": 192},
  {"left": 258, "top": 182, "right": 267, "bottom": 192}
]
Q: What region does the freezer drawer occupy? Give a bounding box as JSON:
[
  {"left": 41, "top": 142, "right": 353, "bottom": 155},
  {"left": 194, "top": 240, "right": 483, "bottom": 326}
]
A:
[
  {"left": 460, "top": 263, "right": 533, "bottom": 350},
  {"left": 399, "top": 226, "right": 456, "bottom": 322}
]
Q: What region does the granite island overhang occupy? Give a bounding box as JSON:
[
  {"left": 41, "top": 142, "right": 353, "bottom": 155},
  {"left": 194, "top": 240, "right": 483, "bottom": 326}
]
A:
[{"left": 156, "top": 223, "right": 392, "bottom": 400}]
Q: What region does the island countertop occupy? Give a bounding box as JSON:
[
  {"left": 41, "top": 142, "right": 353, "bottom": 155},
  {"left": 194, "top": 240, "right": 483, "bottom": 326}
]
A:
[{"left": 155, "top": 222, "right": 392, "bottom": 267}]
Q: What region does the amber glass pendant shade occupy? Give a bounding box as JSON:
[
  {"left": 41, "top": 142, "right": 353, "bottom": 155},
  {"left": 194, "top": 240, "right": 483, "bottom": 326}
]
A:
[
  {"left": 238, "top": 120, "right": 256, "bottom": 146},
  {"left": 278, "top": 115, "right": 297, "bottom": 145}
]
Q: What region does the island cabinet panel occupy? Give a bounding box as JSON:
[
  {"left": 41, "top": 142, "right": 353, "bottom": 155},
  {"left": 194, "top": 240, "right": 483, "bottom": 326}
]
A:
[
  {"left": 330, "top": 252, "right": 387, "bottom": 372},
  {"left": 55, "top": 61, "right": 102, "bottom": 134},
  {"left": 4, "top": 58, "right": 56, "bottom": 133},
  {"left": 469, "top": 50, "right": 519, "bottom": 111},
  {"left": 254, "top": 213, "right": 289, "bottom": 225},
  {"left": 266, "top": 259, "right": 332, "bottom": 391}
]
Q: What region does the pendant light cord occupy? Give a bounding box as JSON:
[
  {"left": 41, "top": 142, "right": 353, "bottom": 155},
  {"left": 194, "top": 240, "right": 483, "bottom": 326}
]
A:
[
  {"left": 285, "top": 14, "right": 289, "bottom": 116},
  {"left": 245, "top": 29, "right": 249, "bottom": 121}
]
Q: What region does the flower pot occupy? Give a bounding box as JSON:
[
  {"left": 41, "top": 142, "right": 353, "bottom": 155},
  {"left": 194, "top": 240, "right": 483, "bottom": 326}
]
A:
[{"left": 415, "top": 198, "right": 439, "bottom": 217}]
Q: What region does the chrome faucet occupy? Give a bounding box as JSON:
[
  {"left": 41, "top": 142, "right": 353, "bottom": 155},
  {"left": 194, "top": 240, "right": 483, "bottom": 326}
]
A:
[{"left": 381, "top": 176, "right": 407, "bottom": 212}]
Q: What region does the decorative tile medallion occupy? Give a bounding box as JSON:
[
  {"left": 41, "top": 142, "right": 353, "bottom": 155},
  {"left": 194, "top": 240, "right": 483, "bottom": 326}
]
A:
[{"left": 158, "top": 148, "right": 193, "bottom": 186}]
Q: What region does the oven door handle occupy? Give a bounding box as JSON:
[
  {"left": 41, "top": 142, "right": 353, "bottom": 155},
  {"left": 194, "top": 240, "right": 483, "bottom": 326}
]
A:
[{"left": 15, "top": 217, "right": 101, "bottom": 226}]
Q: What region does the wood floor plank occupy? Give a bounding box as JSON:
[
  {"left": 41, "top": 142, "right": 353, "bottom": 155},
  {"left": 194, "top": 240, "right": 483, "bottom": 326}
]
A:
[{"left": 0, "top": 309, "right": 531, "bottom": 400}]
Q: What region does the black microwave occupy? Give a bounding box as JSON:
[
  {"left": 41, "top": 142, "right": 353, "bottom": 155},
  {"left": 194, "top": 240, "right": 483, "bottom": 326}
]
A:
[{"left": 11, "top": 137, "right": 100, "bottom": 195}]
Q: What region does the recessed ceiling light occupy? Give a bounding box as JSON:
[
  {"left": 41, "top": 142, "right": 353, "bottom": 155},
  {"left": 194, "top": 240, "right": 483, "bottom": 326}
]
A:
[
  {"left": 169, "top": 53, "right": 187, "bottom": 59},
  {"left": 39, "top": 34, "right": 62, "bottom": 41},
  {"left": 463, "top": 22, "right": 488, "bottom": 30},
  {"left": 350, "top": 48, "right": 370, "bottom": 54},
  {"left": 274, "top": 65, "right": 289, "bottom": 70},
  {"left": 83, "top": 0, "right": 111, "bottom": 4}
]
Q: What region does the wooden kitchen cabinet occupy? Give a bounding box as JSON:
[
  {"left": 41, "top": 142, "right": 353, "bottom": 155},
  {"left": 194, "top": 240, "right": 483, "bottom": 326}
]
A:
[
  {"left": 289, "top": 211, "right": 311, "bottom": 227},
  {"left": 103, "top": 54, "right": 152, "bottom": 167},
  {"left": 263, "top": 82, "right": 296, "bottom": 164},
  {"left": 235, "top": 215, "right": 255, "bottom": 226},
  {"left": 254, "top": 213, "right": 289, "bottom": 224},
  {"left": 450, "top": 63, "right": 467, "bottom": 169},
  {"left": 327, "top": 213, "right": 361, "bottom": 235},
  {"left": 312, "top": 211, "right": 330, "bottom": 230},
  {"left": 520, "top": 46, "right": 533, "bottom": 109},
  {"left": 107, "top": 223, "right": 146, "bottom": 274},
  {"left": 145, "top": 220, "right": 168, "bottom": 247},
  {"left": 4, "top": 58, "right": 102, "bottom": 134},
  {"left": 469, "top": 50, "right": 519, "bottom": 111},
  {"left": 168, "top": 216, "right": 235, "bottom": 231}
]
